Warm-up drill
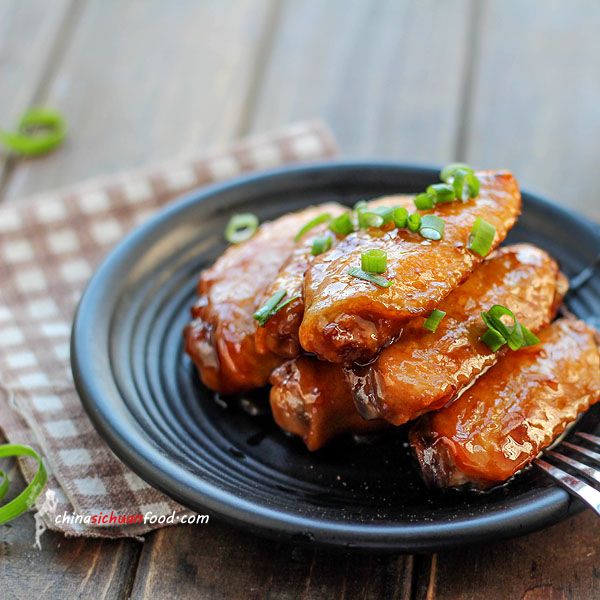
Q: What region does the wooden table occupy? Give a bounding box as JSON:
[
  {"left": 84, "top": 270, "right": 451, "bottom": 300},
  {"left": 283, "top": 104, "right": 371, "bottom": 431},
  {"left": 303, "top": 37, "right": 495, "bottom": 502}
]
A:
[{"left": 1, "top": 1, "right": 599, "bottom": 598}]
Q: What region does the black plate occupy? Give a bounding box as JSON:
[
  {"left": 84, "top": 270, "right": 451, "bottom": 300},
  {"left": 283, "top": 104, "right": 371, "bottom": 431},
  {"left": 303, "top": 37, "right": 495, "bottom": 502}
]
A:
[{"left": 71, "top": 162, "right": 600, "bottom": 551}]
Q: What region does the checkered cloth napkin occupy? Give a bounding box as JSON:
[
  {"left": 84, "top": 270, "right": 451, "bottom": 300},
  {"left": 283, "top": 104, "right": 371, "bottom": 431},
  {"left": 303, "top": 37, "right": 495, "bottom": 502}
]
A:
[{"left": 0, "top": 122, "right": 337, "bottom": 538}]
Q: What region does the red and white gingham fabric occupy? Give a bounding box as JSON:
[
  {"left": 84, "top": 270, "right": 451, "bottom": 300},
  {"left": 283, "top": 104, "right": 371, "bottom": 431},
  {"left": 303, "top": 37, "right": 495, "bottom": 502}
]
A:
[{"left": 0, "top": 122, "right": 337, "bottom": 537}]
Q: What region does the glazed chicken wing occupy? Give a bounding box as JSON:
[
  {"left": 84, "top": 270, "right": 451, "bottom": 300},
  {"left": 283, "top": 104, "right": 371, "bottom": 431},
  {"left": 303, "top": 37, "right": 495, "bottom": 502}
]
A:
[
  {"left": 255, "top": 195, "right": 415, "bottom": 358},
  {"left": 348, "top": 244, "right": 568, "bottom": 425},
  {"left": 410, "top": 319, "right": 600, "bottom": 489},
  {"left": 269, "top": 357, "right": 387, "bottom": 450},
  {"left": 300, "top": 171, "right": 522, "bottom": 363},
  {"left": 184, "top": 203, "right": 341, "bottom": 394}
]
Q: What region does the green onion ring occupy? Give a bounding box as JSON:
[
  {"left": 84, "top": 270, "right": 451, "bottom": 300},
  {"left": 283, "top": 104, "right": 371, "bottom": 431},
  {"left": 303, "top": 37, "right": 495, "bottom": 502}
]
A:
[
  {"left": 480, "top": 327, "right": 507, "bottom": 352},
  {"left": 295, "top": 212, "right": 332, "bottom": 241},
  {"left": 414, "top": 192, "right": 435, "bottom": 210},
  {"left": 225, "top": 213, "right": 259, "bottom": 243},
  {"left": 361, "top": 249, "right": 387, "bottom": 273},
  {"left": 427, "top": 183, "right": 455, "bottom": 204},
  {"left": 419, "top": 214, "right": 445, "bottom": 241},
  {"left": 0, "top": 444, "right": 47, "bottom": 525},
  {"left": 0, "top": 108, "right": 67, "bottom": 157},
  {"left": 440, "top": 162, "right": 474, "bottom": 182},
  {"left": 407, "top": 212, "right": 422, "bottom": 232},
  {"left": 348, "top": 267, "right": 393, "bottom": 288},
  {"left": 468, "top": 217, "right": 496, "bottom": 257},
  {"left": 329, "top": 212, "right": 354, "bottom": 236},
  {"left": 392, "top": 207, "right": 409, "bottom": 228},
  {"left": 311, "top": 235, "right": 333, "bottom": 256},
  {"left": 423, "top": 309, "right": 446, "bottom": 332}
]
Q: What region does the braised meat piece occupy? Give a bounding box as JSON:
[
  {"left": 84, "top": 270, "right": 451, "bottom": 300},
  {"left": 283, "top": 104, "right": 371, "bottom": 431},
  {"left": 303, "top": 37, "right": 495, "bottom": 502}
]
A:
[
  {"left": 269, "top": 357, "right": 387, "bottom": 450},
  {"left": 255, "top": 195, "right": 415, "bottom": 358},
  {"left": 300, "top": 171, "right": 522, "bottom": 363},
  {"left": 410, "top": 319, "right": 600, "bottom": 489},
  {"left": 184, "top": 203, "right": 341, "bottom": 394},
  {"left": 348, "top": 244, "right": 568, "bottom": 425}
]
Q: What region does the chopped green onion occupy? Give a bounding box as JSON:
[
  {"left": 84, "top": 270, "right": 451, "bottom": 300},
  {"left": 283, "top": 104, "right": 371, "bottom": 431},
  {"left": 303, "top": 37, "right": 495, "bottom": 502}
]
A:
[
  {"left": 329, "top": 212, "right": 354, "bottom": 235},
  {"left": 419, "top": 215, "right": 445, "bottom": 241},
  {"left": 348, "top": 267, "right": 393, "bottom": 288},
  {"left": 423, "top": 309, "right": 446, "bottom": 332},
  {"left": 371, "top": 205, "right": 395, "bottom": 225},
  {"left": 414, "top": 192, "right": 435, "bottom": 210},
  {"left": 358, "top": 210, "right": 384, "bottom": 229},
  {"left": 468, "top": 217, "right": 496, "bottom": 257},
  {"left": 295, "top": 212, "right": 332, "bottom": 241},
  {"left": 254, "top": 290, "right": 286, "bottom": 326},
  {"left": 466, "top": 172, "right": 480, "bottom": 198},
  {"left": 440, "top": 163, "right": 474, "bottom": 182},
  {"left": 0, "top": 108, "right": 67, "bottom": 157},
  {"left": 482, "top": 305, "right": 523, "bottom": 350},
  {"left": 479, "top": 304, "right": 541, "bottom": 352},
  {"left": 393, "top": 207, "right": 409, "bottom": 228},
  {"left": 0, "top": 444, "right": 47, "bottom": 525},
  {"left": 353, "top": 200, "right": 368, "bottom": 211},
  {"left": 311, "top": 235, "right": 333, "bottom": 256},
  {"left": 521, "top": 324, "right": 541, "bottom": 347},
  {"left": 427, "top": 183, "right": 455, "bottom": 204},
  {"left": 225, "top": 213, "right": 259, "bottom": 243},
  {"left": 407, "top": 212, "right": 422, "bottom": 232},
  {"left": 361, "top": 249, "right": 387, "bottom": 273},
  {"left": 480, "top": 327, "right": 507, "bottom": 352}
]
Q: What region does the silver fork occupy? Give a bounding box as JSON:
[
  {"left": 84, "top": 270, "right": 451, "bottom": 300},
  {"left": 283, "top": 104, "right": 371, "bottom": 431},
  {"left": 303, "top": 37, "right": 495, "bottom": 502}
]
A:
[{"left": 536, "top": 432, "right": 600, "bottom": 515}]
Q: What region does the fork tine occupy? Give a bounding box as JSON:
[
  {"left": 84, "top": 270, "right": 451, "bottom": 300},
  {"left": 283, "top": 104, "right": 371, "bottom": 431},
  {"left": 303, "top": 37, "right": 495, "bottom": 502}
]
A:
[
  {"left": 536, "top": 459, "right": 600, "bottom": 515},
  {"left": 546, "top": 450, "right": 600, "bottom": 485},
  {"left": 575, "top": 432, "right": 600, "bottom": 450},
  {"left": 562, "top": 441, "right": 600, "bottom": 464}
]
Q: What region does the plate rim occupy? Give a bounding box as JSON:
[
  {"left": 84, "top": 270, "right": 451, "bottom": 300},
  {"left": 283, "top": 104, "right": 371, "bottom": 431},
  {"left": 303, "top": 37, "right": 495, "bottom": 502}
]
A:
[{"left": 71, "top": 159, "right": 600, "bottom": 551}]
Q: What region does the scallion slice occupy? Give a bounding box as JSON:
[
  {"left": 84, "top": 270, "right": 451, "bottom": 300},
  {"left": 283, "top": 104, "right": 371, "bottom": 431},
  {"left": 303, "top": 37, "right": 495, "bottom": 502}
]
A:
[
  {"left": 393, "top": 207, "right": 409, "bottom": 228},
  {"left": 295, "top": 212, "right": 332, "bottom": 241},
  {"left": 225, "top": 213, "right": 259, "bottom": 243},
  {"left": 427, "top": 183, "right": 455, "bottom": 204},
  {"left": 407, "top": 212, "right": 422, "bottom": 232},
  {"left": 0, "top": 108, "right": 66, "bottom": 157},
  {"left": 371, "top": 205, "right": 395, "bottom": 225},
  {"left": 329, "top": 212, "right": 354, "bottom": 235},
  {"left": 521, "top": 324, "right": 541, "bottom": 347},
  {"left": 480, "top": 327, "right": 506, "bottom": 352},
  {"left": 419, "top": 214, "right": 445, "bottom": 241},
  {"left": 440, "top": 163, "right": 474, "bottom": 182},
  {"left": 254, "top": 290, "right": 286, "bottom": 326},
  {"left": 468, "top": 217, "right": 496, "bottom": 257},
  {"left": 414, "top": 192, "right": 435, "bottom": 210},
  {"left": 348, "top": 267, "right": 393, "bottom": 288},
  {"left": 423, "top": 309, "right": 446, "bottom": 332},
  {"left": 0, "top": 444, "right": 47, "bottom": 525},
  {"left": 358, "top": 210, "right": 384, "bottom": 229},
  {"left": 361, "top": 249, "right": 387, "bottom": 273},
  {"left": 311, "top": 235, "right": 333, "bottom": 256}
]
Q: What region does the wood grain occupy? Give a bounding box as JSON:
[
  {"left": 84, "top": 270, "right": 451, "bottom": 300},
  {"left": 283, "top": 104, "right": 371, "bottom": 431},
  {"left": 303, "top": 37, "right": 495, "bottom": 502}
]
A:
[
  {"left": 429, "top": 510, "right": 600, "bottom": 599},
  {"left": 2, "top": 0, "right": 277, "bottom": 201},
  {"left": 247, "top": 0, "right": 476, "bottom": 161},
  {"left": 0, "top": 0, "right": 77, "bottom": 194},
  {"left": 130, "top": 520, "right": 413, "bottom": 600},
  {"left": 0, "top": 433, "right": 141, "bottom": 600},
  {"left": 463, "top": 0, "right": 600, "bottom": 218}
]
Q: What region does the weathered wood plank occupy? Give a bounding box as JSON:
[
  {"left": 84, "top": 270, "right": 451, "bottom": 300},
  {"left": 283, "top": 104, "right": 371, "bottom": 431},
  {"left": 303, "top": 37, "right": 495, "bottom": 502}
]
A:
[
  {"left": 247, "top": 0, "right": 475, "bottom": 161},
  {"left": 0, "top": 432, "right": 142, "bottom": 600},
  {"left": 463, "top": 0, "right": 600, "bottom": 218},
  {"left": 130, "top": 520, "right": 413, "bottom": 600},
  {"left": 430, "top": 510, "right": 600, "bottom": 599},
  {"left": 3, "top": 0, "right": 277, "bottom": 201},
  {"left": 0, "top": 0, "right": 77, "bottom": 195}
]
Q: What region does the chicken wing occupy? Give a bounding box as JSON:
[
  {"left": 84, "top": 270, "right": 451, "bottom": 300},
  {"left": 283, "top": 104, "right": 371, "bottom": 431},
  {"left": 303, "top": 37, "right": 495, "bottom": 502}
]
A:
[
  {"left": 348, "top": 244, "right": 568, "bottom": 425},
  {"left": 255, "top": 195, "right": 415, "bottom": 358},
  {"left": 410, "top": 319, "right": 600, "bottom": 489},
  {"left": 300, "top": 171, "right": 522, "bottom": 363},
  {"left": 269, "top": 357, "right": 387, "bottom": 450},
  {"left": 184, "top": 203, "right": 341, "bottom": 394}
]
